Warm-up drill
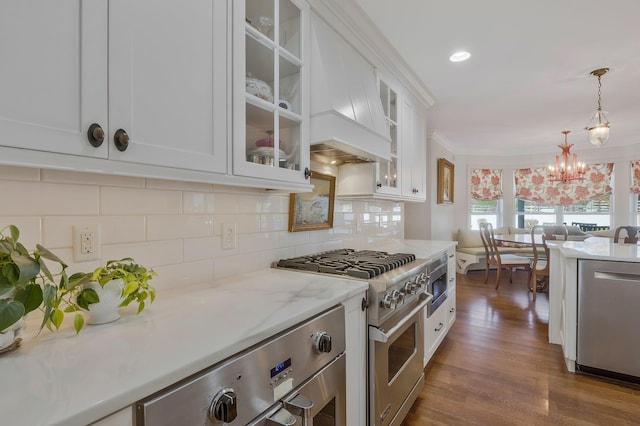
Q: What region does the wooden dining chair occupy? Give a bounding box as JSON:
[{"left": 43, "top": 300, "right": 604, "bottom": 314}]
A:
[
  {"left": 479, "top": 222, "right": 531, "bottom": 289},
  {"left": 613, "top": 226, "right": 640, "bottom": 243},
  {"left": 530, "top": 225, "right": 568, "bottom": 301}
]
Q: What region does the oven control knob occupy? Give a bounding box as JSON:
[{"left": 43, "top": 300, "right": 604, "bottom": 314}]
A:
[
  {"left": 391, "top": 290, "right": 404, "bottom": 304},
  {"left": 209, "top": 388, "right": 237, "bottom": 423},
  {"left": 315, "top": 331, "right": 332, "bottom": 353},
  {"left": 403, "top": 281, "right": 416, "bottom": 294},
  {"left": 381, "top": 293, "right": 397, "bottom": 310}
]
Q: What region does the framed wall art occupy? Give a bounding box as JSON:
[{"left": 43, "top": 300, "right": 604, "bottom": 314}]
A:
[
  {"left": 288, "top": 172, "right": 336, "bottom": 232},
  {"left": 437, "top": 158, "right": 454, "bottom": 204}
]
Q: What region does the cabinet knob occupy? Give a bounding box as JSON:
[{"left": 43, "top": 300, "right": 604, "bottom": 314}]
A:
[
  {"left": 376, "top": 182, "right": 382, "bottom": 188},
  {"left": 87, "top": 123, "right": 105, "bottom": 147},
  {"left": 304, "top": 167, "right": 312, "bottom": 180},
  {"left": 114, "top": 129, "right": 129, "bottom": 151}
]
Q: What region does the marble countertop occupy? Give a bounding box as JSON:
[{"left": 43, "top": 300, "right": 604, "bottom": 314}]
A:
[
  {"left": 550, "top": 237, "right": 640, "bottom": 262},
  {"left": 0, "top": 268, "right": 367, "bottom": 426}
]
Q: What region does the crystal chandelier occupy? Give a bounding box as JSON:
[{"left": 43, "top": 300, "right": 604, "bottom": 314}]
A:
[
  {"left": 585, "top": 68, "right": 610, "bottom": 146},
  {"left": 548, "top": 130, "right": 586, "bottom": 183}
]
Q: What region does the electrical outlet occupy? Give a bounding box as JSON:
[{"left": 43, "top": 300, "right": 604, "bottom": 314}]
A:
[
  {"left": 222, "top": 223, "right": 237, "bottom": 249},
  {"left": 73, "top": 224, "right": 101, "bottom": 262}
]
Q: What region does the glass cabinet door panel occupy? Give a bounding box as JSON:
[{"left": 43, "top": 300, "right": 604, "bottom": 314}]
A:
[
  {"left": 279, "top": 55, "right": 301, "bottom": 115},
  {"left": 278, "top": 113, "right": 301, "bottom": 170},
  {"left": 246, "top": 36, "right": 275, "bottom": 105},
  {"left": 279, "top": 0, "right": 301, "bottom": 57},
  {"left": 389, "top": 88, "right": 397, "bottom": 123},
  {"left": 380, "top": 81, "right": 390, "bottom": 117},
  {"left": 246, "top": 0, "right": 275, "bottom": 42},
  {"left": 246, "top": 102, "right": 277, "bottom": 167},
  {"left": 390, "top": 123, "right": 398, "bottom": 156}
]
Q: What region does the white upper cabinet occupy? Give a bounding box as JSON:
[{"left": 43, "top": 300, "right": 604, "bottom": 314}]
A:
[
  {"left": 0, "top": 0, "right": 227, "bottom": 176},
  {"left": 232, "top": 0, "right": 312, "bottom": 186},
  {"left": 0, "top": 1, "right": 108, "bottom": 158},
  {"left": 108, "top": 0, "right": 227, "bottom": 173},
  {"left": 401, "top": 95, "right": 427, "bottom": 200}
]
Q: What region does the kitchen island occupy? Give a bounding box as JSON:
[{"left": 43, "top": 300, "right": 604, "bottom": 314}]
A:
[
  {"left": 0, "top": 269, "right": 367, "bottom": 426},
  {"left": 548, "top": 237, "right": 640, "bottom": 372}
]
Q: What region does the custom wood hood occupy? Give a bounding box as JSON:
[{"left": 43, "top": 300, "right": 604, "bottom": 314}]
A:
[{"left": 308, "top": 12, "right": 391, "bottom": 165}]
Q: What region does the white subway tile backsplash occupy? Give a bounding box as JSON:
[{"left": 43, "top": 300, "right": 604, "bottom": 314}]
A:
[
  {"left": 0, "top": 166, "right": 403, "bottom": 291},
  {"left": 42, "top": 216, "right": 146, "bottom": 248},
  {"left": 183, "top": 192, "right": 215, "bottom": 214},
  {"left": 0, "top": 181, "right": 98, "bottom": 215},
  {"left": 100, "top": 187, "right": 182, "bottom": 215},
  {"left": 212, "top": 193, "right": 238, "bottom": 214},
  {"left": 151, "top": 260, "right": 214, "bottom": 290},
  {"left": 146, "top": 178, "right": 214, "bottom": 192},
  {"left": 42, "top": 169, "right": 144, "bottom": 187},
  {"left": 238, "top": 194, "right": 288, "bottom": 213},
  {"left": 215, "top": 214, "right": 261, "bottom": 235},
  {"left": 183, "top": 236, "right": 219, "bottom": 262},
  {"left": 101, "top": 240, "right": 183, "bottom": 268},
  {"left": 147, "top": 215, "right": 214, "bottom": 241},
  {"left": 0, "top": 216, "right": 41, "bottom": 249}
]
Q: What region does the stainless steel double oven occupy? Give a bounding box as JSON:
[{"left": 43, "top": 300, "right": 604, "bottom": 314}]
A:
[{"left": 135, "top": 306, "right": 346, "bottom": 425}]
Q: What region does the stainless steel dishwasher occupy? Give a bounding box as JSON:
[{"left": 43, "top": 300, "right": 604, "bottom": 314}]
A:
[{"left": 577, "top": 259, "right": 640, "bottom": 383}]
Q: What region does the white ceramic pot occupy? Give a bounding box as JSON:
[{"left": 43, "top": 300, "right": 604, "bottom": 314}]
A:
[
  {"left": 85, "top": 279, "right": 125, "bottom": 325},
  {"left": 0, "top": 317, "right": 24, "bottom": 354}
]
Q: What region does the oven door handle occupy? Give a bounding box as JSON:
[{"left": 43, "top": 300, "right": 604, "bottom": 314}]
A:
[{"left": 369, "top": 293, "right": 433, "bottom": 343}]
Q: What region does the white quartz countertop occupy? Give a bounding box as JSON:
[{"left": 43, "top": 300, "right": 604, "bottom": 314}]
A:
[
  {"left": 550, "top": 237, "right": 640, "bottom": 262},
  {"left": 0, "top": 268, "right": 367, "bottom": 426}
]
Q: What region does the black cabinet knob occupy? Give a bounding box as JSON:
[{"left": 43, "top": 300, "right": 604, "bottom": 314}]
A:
[{"left": 87, "top": 123, "right": 105, "bottom": 147}]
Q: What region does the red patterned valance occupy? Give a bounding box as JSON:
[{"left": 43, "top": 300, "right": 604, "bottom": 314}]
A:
[
  {"left": 515, "top": 163, "right": 613, "bottom": 205},
  {"left": 471, "top": 169, "right": 503, "bottom": 200},
  {"left": 631, "top": 160, "right": 640, "bottom": 194}
]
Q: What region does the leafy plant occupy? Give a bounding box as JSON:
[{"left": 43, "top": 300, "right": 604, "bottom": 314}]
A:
[
  {"left": 88, "top": 258, "right": 157, "bottom": 314},
  {"left": 0, "top": 225, "right": 93, "bottom": 335}
]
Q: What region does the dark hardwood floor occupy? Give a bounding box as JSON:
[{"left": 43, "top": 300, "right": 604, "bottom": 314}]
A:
[{"left": 403, "top": 270, "right": 640, "bottom": 425}]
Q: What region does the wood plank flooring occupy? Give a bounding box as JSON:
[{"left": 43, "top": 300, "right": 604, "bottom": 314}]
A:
[{"left": 402, "top": 270, "right": 640, "bottom": 425}]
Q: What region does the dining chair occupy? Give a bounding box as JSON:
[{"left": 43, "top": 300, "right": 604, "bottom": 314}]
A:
[
  {"left": 479, "top": 222, "right": 531, "bottom": 289},
  {"left": 530, "top": 225, "right": 568, "bottom": 301},
  {"left": 613, "top": 226, "right": 640, "bottom": 244}
]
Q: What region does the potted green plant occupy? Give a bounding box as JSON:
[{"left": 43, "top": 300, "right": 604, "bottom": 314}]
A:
[
  {"left": 0, "top": 225, "right": 93, "bottom": 352},
  {"left": 83, "top": 258, "right": 157, "bottom": 324}
]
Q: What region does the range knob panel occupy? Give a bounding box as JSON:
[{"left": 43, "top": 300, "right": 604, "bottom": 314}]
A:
[
  {"left": 209, "top": 388, "right": 238, "bottom": 423},
  {"left": 381, "top": 293, "right": 397, "bottom": 310},
  {"left": 314, "top": 331, "right": 332, "bottom": 353}
]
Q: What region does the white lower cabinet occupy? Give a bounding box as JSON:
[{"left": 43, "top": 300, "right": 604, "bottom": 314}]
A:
[
  {"left": 424, "top": 249, "right": 457, "bottom": 367},
  {"left": 343, "top": 291, "right": 367, "bottom": 426},
  {"left": 424, "top": 301, "right": 447, "bottom": 366},
  {"left": 89, "top": 406, "right": 133, "bottom": 426}
]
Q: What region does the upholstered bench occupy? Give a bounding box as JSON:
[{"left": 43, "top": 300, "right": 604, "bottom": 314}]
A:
[{"left": 455, "top": 227, "right": 534, "bottom": 274}]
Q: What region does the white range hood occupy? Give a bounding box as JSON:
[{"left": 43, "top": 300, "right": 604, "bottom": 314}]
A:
[{"left": 309, "top": 13, "right": 391, "bottom": 164}]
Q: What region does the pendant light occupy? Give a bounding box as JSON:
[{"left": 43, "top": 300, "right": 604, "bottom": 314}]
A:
[
  {"left": 585, "top": 68, "right": 610, "bottom": 146},
  {"left": 548, "top": 130, "right": 586, "bottom": 183}
]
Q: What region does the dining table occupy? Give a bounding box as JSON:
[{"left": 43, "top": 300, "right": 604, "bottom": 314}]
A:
[{"left": 492, "top": 233, "right": 542, "bottom": 246}]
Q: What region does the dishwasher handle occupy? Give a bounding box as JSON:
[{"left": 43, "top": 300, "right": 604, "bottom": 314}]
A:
[{"left": 594, "top": 271, "right": 640, "bottom": 282}]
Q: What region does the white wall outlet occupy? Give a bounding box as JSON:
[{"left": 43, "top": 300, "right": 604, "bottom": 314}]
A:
[
  {"left": 73, "top": 224, "right": 101, "bottom": 262},
  {"left": 222, "top": 223, "right": 237, "bottom": 249}
]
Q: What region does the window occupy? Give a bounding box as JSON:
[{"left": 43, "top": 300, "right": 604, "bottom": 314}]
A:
[
  {"left": 636, "top": 194, "right": 640, "bottom": 225},
  {"left": 470, "top": 198, "right": 499, "bottom": 230},
  {"left": 514, "top": 199, "right": 556, "bottom": 229},
  {"left": 562, "top": 195, "right": 612, "bottom": 228}
]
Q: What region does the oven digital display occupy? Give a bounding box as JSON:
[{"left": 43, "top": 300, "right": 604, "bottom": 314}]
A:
[{"left": 270, "top": 358, "right": 292, "bottom": 378}]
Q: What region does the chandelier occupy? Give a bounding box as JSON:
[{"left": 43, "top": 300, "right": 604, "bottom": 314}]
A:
[
  {"left": 548, "top": 130, "right": 586, "bottom": 183},
  {"left": 585, "top": 67, "right": 610, "bottom": 146}
]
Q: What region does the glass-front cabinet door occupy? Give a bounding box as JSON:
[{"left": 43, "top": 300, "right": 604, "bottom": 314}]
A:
[
  {"left": 377, "top": 79, "right": 401, "bottom": 197},
  {"left": 233, "top": 0, "right": 310, "bottom": 185}
]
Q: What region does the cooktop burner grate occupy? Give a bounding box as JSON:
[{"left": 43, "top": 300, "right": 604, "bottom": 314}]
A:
[{"left": 276, "top": 249, "right": 416, "bottom": 279}]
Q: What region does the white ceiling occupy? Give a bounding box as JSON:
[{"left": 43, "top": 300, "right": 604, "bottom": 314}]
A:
[{"left": 354, "top": 0, "right": 640, "bottom": 156}]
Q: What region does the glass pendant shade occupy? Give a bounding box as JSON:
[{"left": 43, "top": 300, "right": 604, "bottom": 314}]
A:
[{"left": 587, "top": 109, "right": 610, "bottom": 146}]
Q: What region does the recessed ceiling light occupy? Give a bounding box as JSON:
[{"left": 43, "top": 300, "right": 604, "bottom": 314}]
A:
[{"left": 449, "top": 51, "right": 471, "bottom": 62}]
